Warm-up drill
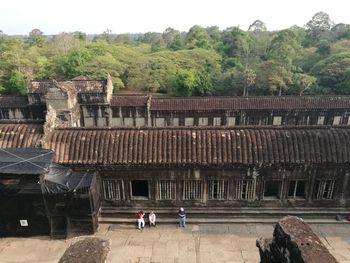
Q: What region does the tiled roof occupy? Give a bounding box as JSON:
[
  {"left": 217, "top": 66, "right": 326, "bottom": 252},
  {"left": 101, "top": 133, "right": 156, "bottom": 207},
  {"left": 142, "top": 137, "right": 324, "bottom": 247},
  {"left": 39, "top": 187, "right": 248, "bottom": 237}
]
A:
[
  {"left": 0, "top": 96, "right": 29, "bottom": 108},
  {"left": 28, "top": 80, "right": 107, "bottom": 94},
  {"left": 150, "top": 96, "right": 350, "bottom": 111},
  {"left": 0, "top": 123, "right": 43, "bottom": 148},
  {"left": 111, "top": 95, "right": 149, "bottom": 107},
  {"left": 47, "top": 127, "right": 350, "bottom": 166}
]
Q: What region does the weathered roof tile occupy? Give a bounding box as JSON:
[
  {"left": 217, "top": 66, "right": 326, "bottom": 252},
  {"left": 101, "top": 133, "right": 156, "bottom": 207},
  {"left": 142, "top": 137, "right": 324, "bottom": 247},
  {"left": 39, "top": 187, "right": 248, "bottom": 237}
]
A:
[
  {"left": 0, "top": 123, "right": 43, "bottom": 148},
  {"left": 150, "top": 96, "right": 350, "bottom": 110},
  {"left": 46, "top": 127, "right": 350, "bottom": 166}
]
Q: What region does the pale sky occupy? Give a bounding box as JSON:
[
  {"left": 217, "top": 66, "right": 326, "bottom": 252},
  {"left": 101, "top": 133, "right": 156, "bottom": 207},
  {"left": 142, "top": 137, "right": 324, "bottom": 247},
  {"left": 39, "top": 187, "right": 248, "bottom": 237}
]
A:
[{"left": 1, "top": 0, "right": 349, "bottom": 35}]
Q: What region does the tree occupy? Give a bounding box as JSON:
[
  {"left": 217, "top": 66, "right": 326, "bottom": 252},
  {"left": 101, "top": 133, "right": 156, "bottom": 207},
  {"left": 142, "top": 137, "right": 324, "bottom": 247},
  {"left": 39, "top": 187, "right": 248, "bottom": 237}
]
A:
[
  {"left": 316, "top": 39, "right": 331, "bottom": 56},
  {"left": 50, "top": 32, "right": 80, "bottom": 55},
  {"left": 172, "top": 69, "right": 197, "bottom": 96},
  {"left": 151, "top": 38, "right": 165, "bottom": 52},
  {"left": 330, "top": 23, "right": 350, "bottom": 41},
  {"left": 162, "top": 28, "right": 183, "bottom": 50},
  {"left": 0, "top": 37, "right": 40, "bottom": 94},
  {"left": 213, "top": 69, "right": 242, "bottom": 95},
  {"left": 267, "top": 29, "right": 302, "bottom": 68},
  {"left": 205, "top": 26, "right": 221, "bottom": 48},
  {"left": 115, "top": 34, "right": 132, "bottom": 44},
  {"left": 332, "top": 39, "right": 350, "bottom": 54},
  {"left": 41, "top": 48, "right": 93, "bottom": 79},
  {"left": 28, "top": 29, "right": 45, "bottom": 47},
  {"left": 310, "top": 52, "right": 350, "bottom": 94},
  {"left": 124, "top": 53, "right": 177, "bottom": 92},
  {"left": 77, "top": 53, "right": 124, "bottom": 91},
  {"left": 306, "top": 11, "right": 332, "bottom": 32},
  {"left": 248, "top": 20, "right": 267, "bottom": 33},
  {"left": 255, "top": 61, "right": 292, "bottom": 96},
  {"left": 305, "top": 11, "right": 333, "bottom": 45},
  {"left": 95, "top": 29, "right": 114, "bottom": 42},
  {"left": 141, "top": 32, "right": 162, "bottom": 43},
  {"left": 8, "top": 70, "right": 27, "bottom": 95},
  {"left": 292, "top": 73, "right": 317, "bottom": 95},
  {"left": 186, "top": 25, "right": 211, "bottom": 49},
  {"left": 221, "top": 27, "right": 258, "bottom": 71},
  {"left": 221, "top": 27, "right": 249, "bottom": 58},
  {"left": 73, "top": 31, "right": 87, "bottom": 41},
  {"left": 192, "top": 71, "right": 213, "bottom": 96},
  {"left": 242, "top": 68, "right": 256, "bottom": 96},
  {"left": 0, "top": 30, "right": 5, "bottom": 43}
]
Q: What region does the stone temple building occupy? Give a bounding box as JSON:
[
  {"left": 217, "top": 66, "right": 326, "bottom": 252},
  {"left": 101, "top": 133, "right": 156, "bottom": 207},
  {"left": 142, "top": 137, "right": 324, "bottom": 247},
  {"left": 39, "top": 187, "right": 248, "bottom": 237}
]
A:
[{"left": 1, "top": 75, "right": 350, "bottom": 221}]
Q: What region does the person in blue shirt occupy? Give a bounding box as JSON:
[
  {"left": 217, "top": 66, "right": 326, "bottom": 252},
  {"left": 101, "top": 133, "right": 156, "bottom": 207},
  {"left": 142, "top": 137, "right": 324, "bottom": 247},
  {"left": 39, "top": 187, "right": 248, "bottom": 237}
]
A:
[{"left": 178, "top": 207, "right": 186, "bottom": 227}]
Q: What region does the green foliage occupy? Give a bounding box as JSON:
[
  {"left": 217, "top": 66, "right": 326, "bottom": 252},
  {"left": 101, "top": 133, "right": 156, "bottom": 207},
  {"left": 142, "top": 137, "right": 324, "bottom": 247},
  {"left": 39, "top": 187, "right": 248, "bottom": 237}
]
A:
[
  {"left": 8, "top": 70, "right": 27, "bottom": 95},
  {"left": 1, "top": 13, "right": 350, "bottom": 97},
  {"left": 255, "top": 61, "right": 292, "bottom": 95},
  {"left": 305, "top": 11, "right": 332, "bottom": 46},
  {"left": 331, "top": 39, "right": 350, "bottom": 54},
  {"left": 162, "top": 28, "right": 184, "bottom": 50},
  {"left": 172, "top": 69, "right": 197, "bottom": 96},
  {"left": 292, "top": 73, "right": 317, "bottom": 95},
  {"left": 186, "top": 26, "right": 211, "bottom": 49},
  {"left": 316, "top": 40, "right": 331, "bottom": 56},
  {"left": 221, "top": 27, "right": 250, "bottom": 59},
  {"left": 331, "top": 23, "right": 350, "bottom": 41},
  {"left": 267, "top": 29, "right": 302, "bottom": 68},
  {"left": 28, "top": 29, "right": 45, "bottom": 47},
  {"left": 311, "top": 52, "right": 350, "bottom": 94},
  {"left": 41, "top": 48, "right": 93, "bottom": 78},
  {"left": 248, "top": 20, "right": 267, "bottom": 33}
]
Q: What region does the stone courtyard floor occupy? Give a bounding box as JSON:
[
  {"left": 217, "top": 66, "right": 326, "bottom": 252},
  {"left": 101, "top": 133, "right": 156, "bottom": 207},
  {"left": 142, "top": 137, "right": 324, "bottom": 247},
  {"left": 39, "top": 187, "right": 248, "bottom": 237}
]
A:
[{"left": 1, "top": 223, "right": 350, "bottom": 263}]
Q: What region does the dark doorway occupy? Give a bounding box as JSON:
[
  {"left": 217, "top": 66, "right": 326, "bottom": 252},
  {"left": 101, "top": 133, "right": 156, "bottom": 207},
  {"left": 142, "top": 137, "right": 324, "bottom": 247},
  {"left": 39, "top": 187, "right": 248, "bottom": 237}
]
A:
[
  {"left": 131, "top": 180, "right": 149, "bottom": 199},
  {"left": 264, "top": 180, "right": 281, "bottom": 199},
  {"left": 288, "top": 180, "right": 306, "bottom": 199}
]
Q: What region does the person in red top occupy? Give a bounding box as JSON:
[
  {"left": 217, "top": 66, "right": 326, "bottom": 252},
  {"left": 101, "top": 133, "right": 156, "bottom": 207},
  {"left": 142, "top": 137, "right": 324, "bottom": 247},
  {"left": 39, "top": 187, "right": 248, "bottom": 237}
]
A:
[{"left": 137, "top": 211, "right": 145, "bottom": 230}]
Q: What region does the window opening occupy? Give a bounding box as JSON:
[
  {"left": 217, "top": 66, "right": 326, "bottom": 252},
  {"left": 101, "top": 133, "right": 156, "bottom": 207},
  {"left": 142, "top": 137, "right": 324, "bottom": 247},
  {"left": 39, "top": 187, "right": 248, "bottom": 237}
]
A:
[{"left": 131, "top": 180, "right": 149, "bottom": 199}]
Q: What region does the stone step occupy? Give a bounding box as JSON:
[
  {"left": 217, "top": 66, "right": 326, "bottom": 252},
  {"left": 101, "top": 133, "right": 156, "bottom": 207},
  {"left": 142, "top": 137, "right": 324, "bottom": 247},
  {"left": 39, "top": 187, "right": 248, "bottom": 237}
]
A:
[
  {"left": 101, "top": 207, "right": 350, "bottom": 217},
  {"left": 98, "top": 216, "right": 350, "bottom": 224},
  {"left": 100, "top": 207, "right": 350, "bottom": 223}
]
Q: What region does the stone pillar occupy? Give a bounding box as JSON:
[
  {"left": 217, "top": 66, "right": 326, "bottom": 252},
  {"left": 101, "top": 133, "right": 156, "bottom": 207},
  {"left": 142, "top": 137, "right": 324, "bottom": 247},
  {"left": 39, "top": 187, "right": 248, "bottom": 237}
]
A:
[{"left": 340, "top": 172, "right": 350, "bottom": 205}]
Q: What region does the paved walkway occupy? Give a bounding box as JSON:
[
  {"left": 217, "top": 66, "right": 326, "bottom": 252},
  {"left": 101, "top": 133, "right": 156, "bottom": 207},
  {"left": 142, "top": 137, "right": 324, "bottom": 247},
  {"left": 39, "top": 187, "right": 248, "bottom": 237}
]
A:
[{"left": 1, "top": 223, "right": 350, "bottom": 263}]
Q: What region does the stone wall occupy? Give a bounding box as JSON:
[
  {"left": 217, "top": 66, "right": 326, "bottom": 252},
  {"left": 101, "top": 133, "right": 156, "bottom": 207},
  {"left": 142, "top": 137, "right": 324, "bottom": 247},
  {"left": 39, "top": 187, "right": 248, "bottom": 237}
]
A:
[{"left": 256, "top": 216, "right": 338, "bottom": 263}]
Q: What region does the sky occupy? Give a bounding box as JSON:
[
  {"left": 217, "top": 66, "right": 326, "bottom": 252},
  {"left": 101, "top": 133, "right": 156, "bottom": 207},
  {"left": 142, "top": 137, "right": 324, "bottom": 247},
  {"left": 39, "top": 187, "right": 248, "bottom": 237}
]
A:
[{"left": 1, "top": 0, "right": 350, "bottom": 35}]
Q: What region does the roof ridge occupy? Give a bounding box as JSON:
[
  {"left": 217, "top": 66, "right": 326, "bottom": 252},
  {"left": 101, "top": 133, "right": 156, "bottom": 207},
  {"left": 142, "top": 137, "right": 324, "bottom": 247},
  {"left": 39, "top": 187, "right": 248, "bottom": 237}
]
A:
[{"left": 53, "top": 125, "right": 350, "bottom": 131}]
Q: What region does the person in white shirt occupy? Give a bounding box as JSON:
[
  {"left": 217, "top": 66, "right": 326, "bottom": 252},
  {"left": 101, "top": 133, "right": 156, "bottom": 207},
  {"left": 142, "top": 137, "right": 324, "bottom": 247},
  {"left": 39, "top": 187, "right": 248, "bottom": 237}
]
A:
[{"left": 149, "top": 211, "right": 156, "bottom": 227}]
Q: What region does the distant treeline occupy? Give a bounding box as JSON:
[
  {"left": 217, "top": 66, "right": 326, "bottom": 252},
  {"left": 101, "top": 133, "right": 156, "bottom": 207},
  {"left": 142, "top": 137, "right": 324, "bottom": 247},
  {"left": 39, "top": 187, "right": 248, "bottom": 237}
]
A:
[{"left": 1, "top": 11, "right": 350, "bottom": 96}]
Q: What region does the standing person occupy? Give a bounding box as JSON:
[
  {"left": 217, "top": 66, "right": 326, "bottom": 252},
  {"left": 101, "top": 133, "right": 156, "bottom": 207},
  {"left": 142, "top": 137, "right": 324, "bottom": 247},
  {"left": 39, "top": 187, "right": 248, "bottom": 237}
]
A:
[
  {"left": 137, "top": 211, "right": 145, "bottom": 230},
  {"left": 178, "top": 207, "right": 186, "bottom": 227},
  {"left": 149, "top": 211, "right": 156, "bottom": 227}
]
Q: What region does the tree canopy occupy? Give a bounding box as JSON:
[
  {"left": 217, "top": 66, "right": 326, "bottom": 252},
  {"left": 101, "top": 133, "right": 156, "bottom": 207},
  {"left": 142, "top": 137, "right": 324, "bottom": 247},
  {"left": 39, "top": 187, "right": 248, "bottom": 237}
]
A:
[{"left": 1, "top": 12, "right": 350, "bottom": 96}]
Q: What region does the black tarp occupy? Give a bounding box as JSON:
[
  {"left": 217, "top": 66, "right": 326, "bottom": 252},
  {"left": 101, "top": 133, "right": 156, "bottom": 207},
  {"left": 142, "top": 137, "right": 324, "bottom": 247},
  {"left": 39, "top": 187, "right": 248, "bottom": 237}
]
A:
[
  {"left": 0, "top": 148, "right": 53, "bottom": 237},
  {"left": 0, "top": 174, "right": 50, "bottom": 237},
  {"left": 0, "top": 148, "right": 100, "bottom": 238},
  {"left": 0, "top": 148, "right": 54, "bottom": 175},
  {"left": 42, "top": 165, "right": 100, "bottom": 238},
  {"left": 42, "top": 164, "right": 94, "bottom": 194}
]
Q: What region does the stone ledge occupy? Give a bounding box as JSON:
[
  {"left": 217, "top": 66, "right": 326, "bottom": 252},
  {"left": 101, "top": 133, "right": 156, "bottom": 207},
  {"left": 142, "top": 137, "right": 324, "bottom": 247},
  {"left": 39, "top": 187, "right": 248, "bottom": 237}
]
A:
[{"left": 256, "top": 216, "right": 338, "bottom": 263}]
